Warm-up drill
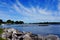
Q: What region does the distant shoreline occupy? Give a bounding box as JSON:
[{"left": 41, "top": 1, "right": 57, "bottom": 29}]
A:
[{"left": 1, "top": 22, "right": 60, "bottom": 24}]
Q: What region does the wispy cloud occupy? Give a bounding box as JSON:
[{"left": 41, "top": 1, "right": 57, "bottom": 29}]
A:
[
  {"left": 58, "top": 0, "right": 60, "bottom": 11},
  {"left": 0, "top": 0, "right": 59, "bottom": 23},
  {"left": 0, "top": 11, "right": 11, "bottom": 20},
  {"left": 57, "top": 0, "right": 60, "bottom": 16},
  {"left": 11, "top": 0, "right": 59, "bottom": 22}
]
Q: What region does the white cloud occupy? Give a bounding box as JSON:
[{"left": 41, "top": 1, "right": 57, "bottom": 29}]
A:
[
  {"left": 11, "top": 0, "right": 59, "bottom": 23},
  {"left": 0, "top": 0, "right": 59, "bottom": 23},
  {"left": 58, "top": 1, "right": 60, "bottom": 10},
  {"left": 0, "top": 11, "right": 11, "bottom": 19},
  {"left": 57, "top": 0, "right": 60, "bottom": 16},
  {"left": 14, "top": 0, "right": 53, "bottom": 16},
  {"left": 58, "top": 0, "right": 60, "bottom": 9}
]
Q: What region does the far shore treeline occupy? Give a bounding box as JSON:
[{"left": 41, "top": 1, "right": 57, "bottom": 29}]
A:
[
  {"left": 0, "top": 19, "right": 60, "bottom": 25},
  {"left": 0, "top": 19, "right": 24, "bottom": 25}
]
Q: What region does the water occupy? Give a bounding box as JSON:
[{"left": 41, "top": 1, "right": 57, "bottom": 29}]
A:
[{"left": 0, "top": 24, "right": 60, "bottom": 37}]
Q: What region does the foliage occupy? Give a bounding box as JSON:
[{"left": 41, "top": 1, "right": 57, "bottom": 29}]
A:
[
  {"left": 0, "top": 19, "right": 3, "bottom": 24},
  {"left": 19, "top": 21, "right": 24, "bottom": 24},
  {"left": 0, "top": 28, "right": 4, "bottom": 34},
  {"left": 15, "top": 21, "right": 24, "bottom": 24},
  {"left": 0, "top": 19, "right": 3, "bottom": 23},
  {"left": 0, "top": 37, "right": 6, "bottom": 40},
  {"left": 6, "top": 20, "right": 13, "bottom": 24},
  {"left": 0, "top": 19, "right": 24, "bottom": 24}
]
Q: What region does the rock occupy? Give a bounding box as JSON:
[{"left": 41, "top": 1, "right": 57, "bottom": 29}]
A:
[
  {"left": 23, "top": 33, "right": 32, "bottom": 40},
  {"left": 45, "top": 35, "right": 59, "bottom": 40}
]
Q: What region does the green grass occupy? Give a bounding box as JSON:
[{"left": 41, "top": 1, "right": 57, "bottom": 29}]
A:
[
  {"left": 0, "top": 37, "right": 7, "bottom": 40},
  {"left": 0, "top": 28, "right": 7, "bottom": 40},
  {"left": 0, "top": 28, "right": 4, "bottom": 34}
]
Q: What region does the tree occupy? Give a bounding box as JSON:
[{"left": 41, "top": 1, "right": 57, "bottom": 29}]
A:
[
  {"left": 0, "top": 19, "right": 3, "bottom": 23},
  {"left": 0, "top": 19, "right": 3, "bottom": 24},
  {"left": 11, "top": 21, "right": 14, "bottom": 24},
  {"left": 15, "top": 21, "right": 19, "bottom": 24},
  {"left": 19, "top": 21, "right": 24, "bottom": 24},
  {"left": 6, "top": 20, "right": 14, "bottom": 24},
  {"left": 15, "top": 21, "right": 24, "bottom": 24}
]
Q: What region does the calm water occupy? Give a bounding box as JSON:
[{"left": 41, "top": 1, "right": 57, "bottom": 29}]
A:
[{"left": 0, "top": 24, "right": 60, "bottom": 37}]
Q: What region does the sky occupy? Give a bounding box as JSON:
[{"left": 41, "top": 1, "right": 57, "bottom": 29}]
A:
[{"left": 0, "top": 0, "right": 60, "bottom": 23}]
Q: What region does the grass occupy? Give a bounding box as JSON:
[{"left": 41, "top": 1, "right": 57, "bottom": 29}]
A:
[
  {"left": 0, "top": 37, "right": 7, "bottom": 40},
  {"left": 0, "top": 28, "right": 4, "bottom": 34},
  {"left": 0, "top": 28, "right": 7, "bottom": 40}
]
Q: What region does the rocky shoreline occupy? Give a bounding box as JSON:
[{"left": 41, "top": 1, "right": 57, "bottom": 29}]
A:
[{"left": 0, "top": 28, "right": 60, "bottom": 40}]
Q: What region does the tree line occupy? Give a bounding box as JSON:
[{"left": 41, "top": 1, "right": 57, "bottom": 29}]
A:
[{"left": 0, "top": 19, "right": 24, "bottom": 24}]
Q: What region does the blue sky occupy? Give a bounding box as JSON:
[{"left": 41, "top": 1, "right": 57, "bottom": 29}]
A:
[{"left": 0, "top": 0, "right": 60, "bottom": 23}]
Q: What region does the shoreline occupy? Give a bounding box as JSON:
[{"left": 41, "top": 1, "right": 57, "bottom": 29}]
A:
[{"left": 0, "top": 28, "right": 60, "bottom": 40}]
